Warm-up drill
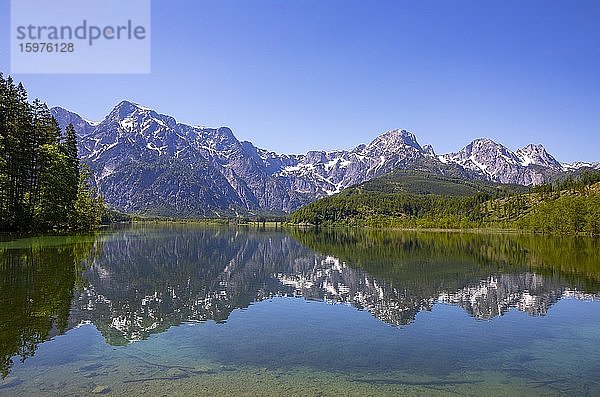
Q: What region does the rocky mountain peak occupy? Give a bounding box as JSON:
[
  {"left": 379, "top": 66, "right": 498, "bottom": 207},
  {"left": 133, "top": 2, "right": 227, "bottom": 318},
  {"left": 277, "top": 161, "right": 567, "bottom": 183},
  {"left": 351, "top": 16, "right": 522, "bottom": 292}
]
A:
[
  {"left": 515, "top": 144, "right": 562, "bottom": 169},
  {"left": 190, "top": 126, "right": 241, "bottom": 155},
  {"left": 468, "top": 137, "right": 510, "bottom": 152},
  {"left": 366, "top": 129, "right": 422, "bottom": 152},
  {"left": 423, "top": 144, "right": 436, "bottom": 157},
  {"left": 439, "top": 138, "right": 557, "bottom": 185},
  {"left": 358, "top": 129, "right": 424, "bottom": 163},
  {"left": 50, "top": 106, "right": 96, "bottom": 138},
  {"left": 109, "top": 100, "right": 144, "bottom": 119},
  {"left": 103, "top": 100, "right": 178, "bottom": 134},
  {"left": 463, "top": 138, "right": 520, "bottom": 163}
]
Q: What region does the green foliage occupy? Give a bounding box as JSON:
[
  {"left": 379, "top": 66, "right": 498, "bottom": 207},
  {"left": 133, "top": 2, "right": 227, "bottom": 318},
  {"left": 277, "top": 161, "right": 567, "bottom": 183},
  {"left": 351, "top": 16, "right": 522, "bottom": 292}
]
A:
[
  {"left": 0, "top": 235, "right": 99, "bottom": 378},
  {"left": 0, "top": 74, "right": 105, "bottom": 232},
  {"left": 61, "top": 123, "right": 80, "bottom": 206},
  {"left": 290, "top": 169, "right": 600, "bottom": 236},
  {"left": 540, "top": 169, "right": 600, "bottom": 193},
  {"left": 357, "top": 169, "right": 527, "bottom": 196},
  {"left": 291, "top": 228, "right": 600, "bottom": 290},
  {"left": 290, "top": 187, "right": 493, "bottom": 229},
  {"left": 518, "top": 189, "right": 600, "bottom": 235},
  {"left": 68, "top": 167, "right": 105, "bottom": 230},
  {"left": 101, "top": 208, "right": 133, "bottom": 224}
]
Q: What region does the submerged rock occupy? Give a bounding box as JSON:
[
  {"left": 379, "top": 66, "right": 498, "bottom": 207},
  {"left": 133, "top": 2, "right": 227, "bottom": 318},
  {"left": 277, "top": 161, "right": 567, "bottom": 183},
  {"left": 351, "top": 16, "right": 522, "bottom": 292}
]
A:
[
  {"left": 91, "top": 385, "right": 111, "bottom": 394},
  {"left": 80, "top": 363, "right": 103, "bottom": 372},
  {"left": 0, "top": 378, "right": 23, "bottom": 389},
  {"left": 165, "top": 368, "right": 189, "bottom": 380}
]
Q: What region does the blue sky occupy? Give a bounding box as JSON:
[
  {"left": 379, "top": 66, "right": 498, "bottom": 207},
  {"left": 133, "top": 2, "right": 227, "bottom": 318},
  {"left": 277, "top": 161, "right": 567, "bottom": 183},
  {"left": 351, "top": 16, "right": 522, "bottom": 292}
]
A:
[{"left": 1, "top": 0, "right": 599, "bottom": 161}]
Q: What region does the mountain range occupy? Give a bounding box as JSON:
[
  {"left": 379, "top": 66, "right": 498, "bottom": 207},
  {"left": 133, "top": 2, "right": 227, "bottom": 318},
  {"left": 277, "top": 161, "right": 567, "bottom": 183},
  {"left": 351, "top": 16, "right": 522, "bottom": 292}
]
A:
[{"left": 51, "top": 101, "right": 599, "bottom": 216}]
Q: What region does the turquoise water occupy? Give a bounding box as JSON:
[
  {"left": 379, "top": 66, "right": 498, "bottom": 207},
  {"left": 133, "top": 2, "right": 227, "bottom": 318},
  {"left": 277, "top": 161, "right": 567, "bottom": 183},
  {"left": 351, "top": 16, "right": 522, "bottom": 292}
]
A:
[{"left": 1, "top": 225, "right": 599, "bottom": 396}]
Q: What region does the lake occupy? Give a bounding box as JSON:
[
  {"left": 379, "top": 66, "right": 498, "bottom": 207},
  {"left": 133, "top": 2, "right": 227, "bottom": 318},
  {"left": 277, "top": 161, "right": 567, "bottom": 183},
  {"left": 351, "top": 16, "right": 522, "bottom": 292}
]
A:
[{"left": 1, "top": 225, "right": 600, "bottom": 396}]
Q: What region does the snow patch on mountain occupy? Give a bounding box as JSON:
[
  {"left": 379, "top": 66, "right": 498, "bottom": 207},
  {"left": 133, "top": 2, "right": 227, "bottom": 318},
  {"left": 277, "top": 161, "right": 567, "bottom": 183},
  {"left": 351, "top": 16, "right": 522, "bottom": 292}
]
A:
[{"left": 50, "top": 101, "right": 597, "bottom": 215}]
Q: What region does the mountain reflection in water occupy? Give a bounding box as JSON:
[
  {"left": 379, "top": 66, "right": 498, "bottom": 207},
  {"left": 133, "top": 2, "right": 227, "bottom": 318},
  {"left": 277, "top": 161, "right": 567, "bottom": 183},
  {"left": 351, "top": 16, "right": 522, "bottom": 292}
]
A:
[{"left": 1, "top": 225, "right": 599, "bottom": 378}]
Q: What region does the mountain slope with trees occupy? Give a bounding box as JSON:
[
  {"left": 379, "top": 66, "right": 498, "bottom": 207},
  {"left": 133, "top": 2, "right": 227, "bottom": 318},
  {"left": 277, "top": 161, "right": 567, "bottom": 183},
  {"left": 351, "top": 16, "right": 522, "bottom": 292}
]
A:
[{"left": 289, "top": 169, "right": 600, "bottom": 235}]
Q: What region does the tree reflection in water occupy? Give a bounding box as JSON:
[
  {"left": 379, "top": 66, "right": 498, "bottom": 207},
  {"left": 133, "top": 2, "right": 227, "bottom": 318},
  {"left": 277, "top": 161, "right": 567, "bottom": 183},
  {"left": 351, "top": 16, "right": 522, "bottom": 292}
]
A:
[{"left": 1, "top": 225, "right": 599, "bottom": 378}]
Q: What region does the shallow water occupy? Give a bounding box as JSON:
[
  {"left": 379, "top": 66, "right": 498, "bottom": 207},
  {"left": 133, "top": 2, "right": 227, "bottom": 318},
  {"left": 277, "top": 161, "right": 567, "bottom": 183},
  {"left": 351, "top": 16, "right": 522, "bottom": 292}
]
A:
[{"left": 1, "top": 225, "right": 599, "bottom": 396}]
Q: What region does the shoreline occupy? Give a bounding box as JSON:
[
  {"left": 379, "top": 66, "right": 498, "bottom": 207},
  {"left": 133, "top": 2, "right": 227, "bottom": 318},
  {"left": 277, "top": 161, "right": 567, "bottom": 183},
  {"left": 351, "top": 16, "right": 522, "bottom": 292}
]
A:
[{"left": 2, "top": 218, "right": 597, "bottom": 239}]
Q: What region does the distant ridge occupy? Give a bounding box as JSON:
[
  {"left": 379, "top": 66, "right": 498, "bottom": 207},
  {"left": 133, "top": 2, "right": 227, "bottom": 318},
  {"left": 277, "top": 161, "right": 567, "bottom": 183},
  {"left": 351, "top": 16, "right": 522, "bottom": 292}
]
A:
[{"left": 51, "top": 101, "right": 599, "bottom": 216}]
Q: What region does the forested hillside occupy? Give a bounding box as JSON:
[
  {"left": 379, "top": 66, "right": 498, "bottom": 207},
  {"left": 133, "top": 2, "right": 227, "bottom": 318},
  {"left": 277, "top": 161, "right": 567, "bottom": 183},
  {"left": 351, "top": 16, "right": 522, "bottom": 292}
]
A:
[
  {"left": 0, "top": 74, "right": 105, "bottom": 232},
  {"left": 350, "top": 169, "right": 528, "bottom": 196},
  {"left": 289, "top": 169, "right": 600, "bottom": 235}
]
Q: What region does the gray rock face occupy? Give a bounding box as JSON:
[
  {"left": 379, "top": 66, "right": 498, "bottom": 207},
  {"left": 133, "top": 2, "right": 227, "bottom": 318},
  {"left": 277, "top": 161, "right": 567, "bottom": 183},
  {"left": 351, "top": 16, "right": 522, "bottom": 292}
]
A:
[
  {"left": 439, "top": 138, "right": 566, "bottom": 185},
  {"left": 52, "top": 106, "right": 97, "bottom": 138},
  {"left": 51, "top": 102, "right": 597, "bottom": 215},
  {"left": 562, "top": 161, "right": 600, "bottom": 171},
  {"left": 422, "top": 144, "right": 436, "bottom": 157},
  {"left": 515, "top": 144, "right": 563, "bottom": 169},
  {"left": 53, "top": 101, "right": 308, "bottom": 216}
]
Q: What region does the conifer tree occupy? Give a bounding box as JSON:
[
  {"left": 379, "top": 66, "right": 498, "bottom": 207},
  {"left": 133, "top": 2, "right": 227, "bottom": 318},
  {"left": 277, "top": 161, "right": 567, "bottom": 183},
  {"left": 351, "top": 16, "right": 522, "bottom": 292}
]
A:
[
  {"left": 0, "top": 75, "right": 105, "bottom": 231},
  {"left": 61, "top": 123, "right": 80, "bottom": 209}
]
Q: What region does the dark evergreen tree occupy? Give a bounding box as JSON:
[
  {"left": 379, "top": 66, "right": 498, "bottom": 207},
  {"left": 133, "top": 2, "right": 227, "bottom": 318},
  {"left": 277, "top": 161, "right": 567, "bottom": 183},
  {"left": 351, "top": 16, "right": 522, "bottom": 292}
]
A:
[
  {"left": 61, "top": 123, "right": 80, "bottom": 210},
  {"left": 0, "top": 75, "right": 32, "bottom": 228},
  {"left": 0, "top": 75, "right": 105, "bottom": 232}
]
